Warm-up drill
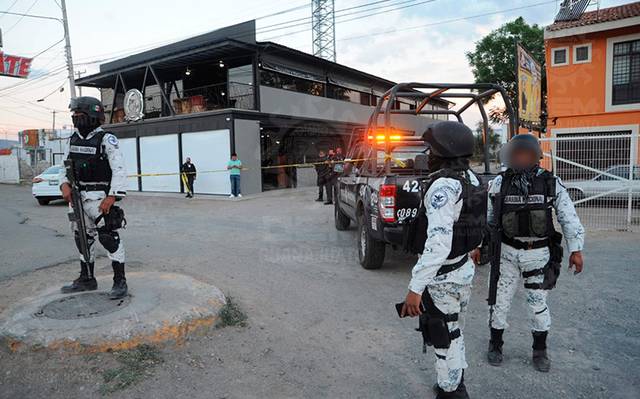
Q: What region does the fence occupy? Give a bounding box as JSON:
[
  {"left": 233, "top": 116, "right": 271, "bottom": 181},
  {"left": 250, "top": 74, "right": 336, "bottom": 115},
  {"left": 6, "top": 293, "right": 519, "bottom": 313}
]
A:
[{"left": 541, "top": 131, "right": 639, "bottom": 232}]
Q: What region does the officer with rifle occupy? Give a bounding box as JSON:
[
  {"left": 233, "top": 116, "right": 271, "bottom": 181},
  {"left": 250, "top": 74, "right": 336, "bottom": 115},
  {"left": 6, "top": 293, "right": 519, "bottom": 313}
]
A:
[
  {"left": 59, "top": 96, "right": 129, "bottom": 299},
  {"left": 478, "top": 134, "right": 585, "bottom": 372},
  {"left": 400, "top": 121, "right": 487, "bottom": 399}
]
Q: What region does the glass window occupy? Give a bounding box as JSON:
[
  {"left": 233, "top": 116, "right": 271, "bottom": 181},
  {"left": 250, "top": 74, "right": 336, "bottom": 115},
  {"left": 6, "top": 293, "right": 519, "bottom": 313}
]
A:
[
  {"left": 43, "top": 165, "right": 62, "bottom": 174},
  {"left": 612, "top": 39, "right": 640, "bottom": 105},
  {"left": 575, "top": 45, "right": 589, "bottom": 62},
  {"left": 552, "top": 48, "right": 567, "bottom": 66},
  {"left": 260, "top": 69, "right": 324, "bottom": 97}
]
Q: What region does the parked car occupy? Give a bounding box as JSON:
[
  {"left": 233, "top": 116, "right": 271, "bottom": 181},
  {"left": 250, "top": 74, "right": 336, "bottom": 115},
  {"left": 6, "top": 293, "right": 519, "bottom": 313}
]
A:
[
  {"left": 32, "top": 165, "right": 65, "bottom": 205},
  {"left": 563, "top": 165, "right": 640, "bottom": 203}
]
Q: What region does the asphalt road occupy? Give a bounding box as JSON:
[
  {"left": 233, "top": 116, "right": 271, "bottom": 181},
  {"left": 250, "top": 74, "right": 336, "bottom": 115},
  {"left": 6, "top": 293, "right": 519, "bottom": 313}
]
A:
[{"left": 0, "top": 184, "right": 639, "bottom": 399}]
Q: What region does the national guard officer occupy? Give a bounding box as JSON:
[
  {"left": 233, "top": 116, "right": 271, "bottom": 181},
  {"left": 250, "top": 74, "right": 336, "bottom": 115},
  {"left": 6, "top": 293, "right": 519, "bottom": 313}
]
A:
[
  {"left": 60, "top": 96, "right": 129, "bottom": 299},
  {"left": 402, "top": 121, "right": 487, "bottom": 399},
  {"left": 483, "top": 133, "right": 585, "bottom": 372}
]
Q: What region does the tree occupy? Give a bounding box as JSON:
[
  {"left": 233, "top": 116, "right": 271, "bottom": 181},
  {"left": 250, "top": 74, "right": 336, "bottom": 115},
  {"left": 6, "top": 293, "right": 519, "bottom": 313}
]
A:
[
  {"left": 473, "top": 122, "right": 501, "bottom": 162},
  {"left": 466, "top": 17, "right": 545, "bottom": 124}
]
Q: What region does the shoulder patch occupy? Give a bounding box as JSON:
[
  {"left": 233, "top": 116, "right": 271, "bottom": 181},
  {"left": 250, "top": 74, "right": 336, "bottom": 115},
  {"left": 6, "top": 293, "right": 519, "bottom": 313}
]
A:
[
  {"left": 106, "top": 135, "right": 119, "bottom": 146},
  {"left": 430, "top": 188, "right": 449, "bottom": 209}
]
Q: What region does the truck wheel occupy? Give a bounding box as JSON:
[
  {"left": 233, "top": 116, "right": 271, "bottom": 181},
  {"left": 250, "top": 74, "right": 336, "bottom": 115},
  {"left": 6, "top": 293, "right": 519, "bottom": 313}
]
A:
[
  {"left": 37, "top": 198, "right": 50, "bottom": 206},
  {"left": 357, "top": 214, "right": 385, "bottom": 270},
  {"left": 334, "top": 200, "right": 350, "bottom": 230}
]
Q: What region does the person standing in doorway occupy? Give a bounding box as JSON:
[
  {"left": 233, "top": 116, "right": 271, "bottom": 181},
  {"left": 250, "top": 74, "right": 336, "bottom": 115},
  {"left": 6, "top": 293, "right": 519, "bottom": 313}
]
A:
[
  {"left": 181, "top": 157, "right": 197, "bottom": 198},
  {"left": 227, "top": 153, "right": 242, "bottom": 198}
]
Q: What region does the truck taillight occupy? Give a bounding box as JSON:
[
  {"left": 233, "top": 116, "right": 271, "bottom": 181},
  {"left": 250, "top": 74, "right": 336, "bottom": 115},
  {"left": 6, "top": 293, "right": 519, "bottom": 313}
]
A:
[{"left": 379, "top": 184, "right": 396, "bottom": 222}]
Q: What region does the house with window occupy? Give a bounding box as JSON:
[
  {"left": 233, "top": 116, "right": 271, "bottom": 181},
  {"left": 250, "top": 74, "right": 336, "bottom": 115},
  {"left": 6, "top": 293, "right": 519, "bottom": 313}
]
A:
[
  {"left": 76, "top": 20, "right": 449, "bottom": 195},
  {"left": 544, "top": 1, "right": 640, "bottom": 178}
]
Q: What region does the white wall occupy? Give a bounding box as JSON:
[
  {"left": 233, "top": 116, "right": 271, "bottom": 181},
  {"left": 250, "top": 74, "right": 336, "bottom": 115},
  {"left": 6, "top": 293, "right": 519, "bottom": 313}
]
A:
[
  {"left": 119, "top": 138, "right": 139, "bottom": 191},
  {"left": 0, "top": 154, "right": 20, "bottom": 183},
  {"left": 139, "top": 134, "right": 180, "bottom": 192},
  {"left": 181, "top": 130, "right": 231, "bottom": 195}
]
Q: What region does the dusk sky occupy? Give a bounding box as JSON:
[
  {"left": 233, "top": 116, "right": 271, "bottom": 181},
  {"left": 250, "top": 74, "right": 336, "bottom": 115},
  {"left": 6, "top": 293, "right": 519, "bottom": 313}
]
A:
[{"left": 0, "top": 0, "right": 632, "bottom": 139}]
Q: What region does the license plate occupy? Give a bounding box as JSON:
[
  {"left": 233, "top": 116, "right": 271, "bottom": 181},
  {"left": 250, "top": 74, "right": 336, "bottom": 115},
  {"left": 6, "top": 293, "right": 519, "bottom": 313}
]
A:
[{"left": 49, "top": 180, "right": 58, "bottom": 186}]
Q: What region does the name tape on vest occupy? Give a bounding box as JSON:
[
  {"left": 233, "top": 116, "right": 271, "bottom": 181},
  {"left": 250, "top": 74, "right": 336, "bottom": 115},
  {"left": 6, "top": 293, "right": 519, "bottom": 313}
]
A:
[
  {"left": 70, "top": 145, "right": 97, "bottom": 155},
  {"left": 503, "top": 194, "right": 545, "bottom": 204}
]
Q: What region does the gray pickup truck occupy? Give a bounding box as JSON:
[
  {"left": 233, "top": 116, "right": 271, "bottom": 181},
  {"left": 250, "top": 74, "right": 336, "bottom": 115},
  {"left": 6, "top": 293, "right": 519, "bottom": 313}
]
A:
[{"left": 334, "top": 82, "right": 517, "bottom": 269}]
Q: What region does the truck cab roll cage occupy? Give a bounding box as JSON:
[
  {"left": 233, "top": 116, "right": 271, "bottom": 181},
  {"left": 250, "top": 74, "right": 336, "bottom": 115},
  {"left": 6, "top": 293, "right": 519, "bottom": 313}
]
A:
[{"left": 359, "top": 82, "right": 517, "bottom": 175}]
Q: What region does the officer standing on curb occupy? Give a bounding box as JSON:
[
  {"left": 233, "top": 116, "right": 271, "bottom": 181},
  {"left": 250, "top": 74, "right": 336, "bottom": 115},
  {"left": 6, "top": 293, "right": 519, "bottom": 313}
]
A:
[
  {"left": 181, "top": 157, "right": 197, "bottom": 198},
  {"left": 478, "top": 134, "right": 585, "bottom": 372},
  {"left": 401, "top": 121, "right": 487, "bottom": 399},
  {"left": 60, "top": 96, "right": 129, "bottom": 299}
]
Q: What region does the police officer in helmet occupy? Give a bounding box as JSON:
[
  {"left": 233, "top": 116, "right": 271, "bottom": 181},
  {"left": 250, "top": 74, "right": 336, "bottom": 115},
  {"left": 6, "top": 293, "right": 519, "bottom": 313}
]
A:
[
  {"left": 401, "top": 121, "right": 487, "bottom": 399},
  {"left": 484, "top": 133, "right": 585, "bottom": 372},
  {"left": 59, "top": 96, "right": 129, "bottom": 299}
]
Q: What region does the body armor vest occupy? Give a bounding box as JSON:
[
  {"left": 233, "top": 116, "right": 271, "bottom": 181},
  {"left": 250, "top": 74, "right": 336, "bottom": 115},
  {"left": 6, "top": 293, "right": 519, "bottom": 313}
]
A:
[
  {"left": 499, "top": 169, "right": 556, "bottom": 239},
  {"left": 405, "top": 169, "right": 488, "bottom": 258},
  {"left": 68, "top": 130, "right": 112, "bottom": 188}
]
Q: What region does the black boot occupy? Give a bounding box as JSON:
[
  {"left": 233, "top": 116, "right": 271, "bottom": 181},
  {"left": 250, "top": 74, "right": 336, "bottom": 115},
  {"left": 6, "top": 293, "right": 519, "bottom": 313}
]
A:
[
  {"left": 532, "top": 331, "right": 550, "bottom": 372},
  {"left": 434, "top": 372, "right": 470, "bottom": 399},
  {"left": 61, "top": 262, "right": 97, "bottom": 293},
  {"left": 315, "top": 197, "right": 323, "bottom": 202},
  {"left": 109, "top": 261, "right": 128, "bottom": 299},
  {"left": 487, "top": 328, "right": 504, "bottom": 366}
]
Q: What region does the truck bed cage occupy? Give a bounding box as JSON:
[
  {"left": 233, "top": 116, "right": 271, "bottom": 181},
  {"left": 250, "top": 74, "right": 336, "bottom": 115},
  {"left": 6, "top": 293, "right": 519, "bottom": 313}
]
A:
[{"left": 366, "top": 82, "right": 517, "bottom": 174}]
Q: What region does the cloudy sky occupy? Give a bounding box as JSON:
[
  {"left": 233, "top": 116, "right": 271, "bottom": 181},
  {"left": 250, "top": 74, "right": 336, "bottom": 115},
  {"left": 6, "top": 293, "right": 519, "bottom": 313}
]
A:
[{"left": 0, "top": 0, "right": 632, "bottom": 138}]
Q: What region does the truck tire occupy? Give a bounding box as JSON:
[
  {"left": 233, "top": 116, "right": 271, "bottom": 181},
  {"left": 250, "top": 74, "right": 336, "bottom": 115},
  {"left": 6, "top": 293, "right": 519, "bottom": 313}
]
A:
[
  {"left": 334, "top": 199, "right": 350, "bottom": 230},
  {"left": 37, "top": 198, "right": 50, "bottom": 206},
  {"left": 357, "top": 213, "right": 385, "bottom": 270}
]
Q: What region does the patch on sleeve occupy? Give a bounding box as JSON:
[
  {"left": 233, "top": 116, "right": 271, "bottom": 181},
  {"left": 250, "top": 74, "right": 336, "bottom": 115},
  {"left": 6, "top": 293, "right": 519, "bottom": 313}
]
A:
[
  {"left": 107, "top": 135, "right": 119, "bottom": 146},
  {"left": 430, "top": 188, "right": 449, "bottom": 209}
]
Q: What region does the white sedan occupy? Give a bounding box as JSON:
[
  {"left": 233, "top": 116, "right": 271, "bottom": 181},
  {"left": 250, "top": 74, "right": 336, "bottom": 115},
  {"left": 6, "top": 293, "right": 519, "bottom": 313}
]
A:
[
  {"left": 32, "top": 165, "right": 65, "bottom": 205},
  {"left": 563, "top": 165, "right": 640, "bottom": 203}
]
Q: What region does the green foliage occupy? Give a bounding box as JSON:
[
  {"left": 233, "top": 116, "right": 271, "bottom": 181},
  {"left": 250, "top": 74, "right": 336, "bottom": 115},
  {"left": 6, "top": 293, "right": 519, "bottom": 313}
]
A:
[
  {"left": 99, "top": 344, "right": 164, "bottom": 394},
  {"left": 473, "top": 122, "right": 502, "bottom": 162},
  {"left": 466, "top": 17, "right": 545, "bottom": 122},
  {"left": 218, "top": 296, "right": 248, "bottom": 328}
]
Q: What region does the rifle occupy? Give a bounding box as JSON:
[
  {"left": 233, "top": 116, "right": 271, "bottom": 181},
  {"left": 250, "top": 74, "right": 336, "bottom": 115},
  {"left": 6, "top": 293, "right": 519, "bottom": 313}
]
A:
[
  {"left": 487, "top": 191, "right": 503, "bottom": 320},
  {"left": 64, "top": 159, "right": 91, "bottom": 267}
]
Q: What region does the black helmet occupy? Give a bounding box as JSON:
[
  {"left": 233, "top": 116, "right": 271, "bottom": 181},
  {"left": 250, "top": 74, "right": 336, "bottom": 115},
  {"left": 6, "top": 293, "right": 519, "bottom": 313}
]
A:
[
  {"left": 422, "top": 121, "right": 474, "bottom": 158},
  {"left": 502, "top": 134, "right": 542, "bottom": 166},
  {"left": 69, "top": 96, "right": 105, "bottom": 121}
]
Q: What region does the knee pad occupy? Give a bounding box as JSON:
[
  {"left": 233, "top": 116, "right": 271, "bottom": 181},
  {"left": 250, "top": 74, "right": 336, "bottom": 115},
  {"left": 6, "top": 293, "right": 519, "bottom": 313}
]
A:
[{"left": 98, "top": 229, "right": 120, "bottom": 253}]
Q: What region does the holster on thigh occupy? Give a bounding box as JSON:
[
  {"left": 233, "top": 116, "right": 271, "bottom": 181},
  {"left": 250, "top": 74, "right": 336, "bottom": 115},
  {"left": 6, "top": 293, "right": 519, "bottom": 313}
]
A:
[
  {"left": 417, "top": 289, "right": 461, "bottom": 352},
  {"left": 97, "top": 228, "right": 120, "bottom": 253}
]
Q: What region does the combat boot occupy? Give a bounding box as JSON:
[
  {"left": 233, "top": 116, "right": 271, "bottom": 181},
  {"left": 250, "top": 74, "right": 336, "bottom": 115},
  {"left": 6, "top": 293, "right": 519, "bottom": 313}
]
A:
[
  {"left": 487, "top": 328, "right": 504, "bottom": 366},
  {"left": 61, "top": 262, "right": 97, "bottom": 293},
  {"left": 434, "top": 372, "right": 470, "bottom": 399},
  {"left": 532, "top": 331, "right": 550, "bottom": 372},
  {"left": 109, "top": 261, "right": 128, "bottom": 299}
]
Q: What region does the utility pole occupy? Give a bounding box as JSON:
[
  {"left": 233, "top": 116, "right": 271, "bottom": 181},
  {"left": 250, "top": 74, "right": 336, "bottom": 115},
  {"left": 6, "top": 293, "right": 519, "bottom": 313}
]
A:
[
  {"left": 60, "top": 0, "right": 77, "bottom": 99},
  {"left": 75, "top": 70, "right": 86, "bottom": 96},
  {"left": 52, "top": 110, "right": 56, "bottom": 131}
]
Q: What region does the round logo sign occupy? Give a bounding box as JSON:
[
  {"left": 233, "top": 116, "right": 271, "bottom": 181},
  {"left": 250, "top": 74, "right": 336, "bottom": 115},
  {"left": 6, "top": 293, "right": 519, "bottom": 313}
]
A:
[{"left": 123, "top": 89, "right": 144, "bottom": 122}]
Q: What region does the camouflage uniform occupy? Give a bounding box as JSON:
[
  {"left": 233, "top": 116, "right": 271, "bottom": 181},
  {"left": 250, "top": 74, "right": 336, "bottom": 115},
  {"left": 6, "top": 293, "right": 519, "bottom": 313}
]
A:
[
  {"left": 487, "top": 171, "right": 585, "bottom": 332},
  {"left": 409, "top": 171, "right": 479, "bottom": 393}
]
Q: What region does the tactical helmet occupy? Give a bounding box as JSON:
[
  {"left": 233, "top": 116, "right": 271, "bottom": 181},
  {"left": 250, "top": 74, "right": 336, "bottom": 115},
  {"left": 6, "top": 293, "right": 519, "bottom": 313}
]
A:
[
  {"left": 422, "top": 121, "right": 475, "bottom": 158},
  {"left": 69, "top": 96, "right": 105, "bottom": 122},
  {"left": 503, "top": 133, "right": 542, "bottom": 163}
]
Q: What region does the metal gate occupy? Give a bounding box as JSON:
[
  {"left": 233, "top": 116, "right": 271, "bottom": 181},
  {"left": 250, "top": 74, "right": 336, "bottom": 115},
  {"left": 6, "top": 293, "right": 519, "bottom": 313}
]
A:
[{"left": 541, "top": 131, "right": 639, "bottom": 231}]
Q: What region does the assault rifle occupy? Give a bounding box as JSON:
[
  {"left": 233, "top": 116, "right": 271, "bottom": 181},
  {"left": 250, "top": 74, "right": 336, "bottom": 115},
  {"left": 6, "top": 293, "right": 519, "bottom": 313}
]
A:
[
  {"left": 487, "top": 191, "right": 503, "bottom": 318},
  {"left": 64, "top": 159, "right": 91, "bottom": 266}
]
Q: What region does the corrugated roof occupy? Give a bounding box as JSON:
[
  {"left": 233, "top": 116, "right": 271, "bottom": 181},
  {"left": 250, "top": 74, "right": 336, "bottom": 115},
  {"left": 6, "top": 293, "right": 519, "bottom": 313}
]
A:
[{"left": 547, "top": 1, "right": 640, "bottom": 32}]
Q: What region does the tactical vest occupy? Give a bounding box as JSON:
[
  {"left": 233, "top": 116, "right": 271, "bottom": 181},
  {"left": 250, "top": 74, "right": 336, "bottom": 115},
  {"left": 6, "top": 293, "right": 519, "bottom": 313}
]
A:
[
  {"left": 404, "top": 169, "right": 488, "bottom": 259},
  {"left": 499, "top": 169, "right": 556, "bottom": 239},
  {"left": 68, "top": 130, "right": 112, "bottom": 188}
]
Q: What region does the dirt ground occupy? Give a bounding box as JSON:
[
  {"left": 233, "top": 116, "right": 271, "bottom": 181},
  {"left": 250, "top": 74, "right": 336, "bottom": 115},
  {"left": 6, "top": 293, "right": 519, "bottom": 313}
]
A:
[{"left": 0, "top": 184, "right": 638, "bottom": 399}]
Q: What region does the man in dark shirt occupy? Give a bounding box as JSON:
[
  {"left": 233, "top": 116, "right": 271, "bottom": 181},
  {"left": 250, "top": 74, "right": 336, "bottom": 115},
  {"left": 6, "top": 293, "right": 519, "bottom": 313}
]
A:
[
  {"left": 315, "top": 150, "right": 328, "bottom": 202},
  {"left": 181, "top": 157, "right": 197, "bottom": 198}
]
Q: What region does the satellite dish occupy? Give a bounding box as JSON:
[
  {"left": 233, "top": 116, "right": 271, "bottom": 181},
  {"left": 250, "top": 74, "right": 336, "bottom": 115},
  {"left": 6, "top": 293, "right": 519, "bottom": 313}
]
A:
[{"left": 554, "top": 0, "right": 592, "bottom": 22}]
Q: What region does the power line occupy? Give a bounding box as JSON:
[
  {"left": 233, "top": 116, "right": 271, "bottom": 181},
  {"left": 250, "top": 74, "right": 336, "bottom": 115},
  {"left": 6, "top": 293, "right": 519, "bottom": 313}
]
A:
[
  {"left": 5, "top": 0, "right": 42, "bottom": 33},
  {"left": 0, "top": 0, "right": 21, "bottom": 19},
  {"left": 29, "top": 38, "right": 65, "bottom": 59}
]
